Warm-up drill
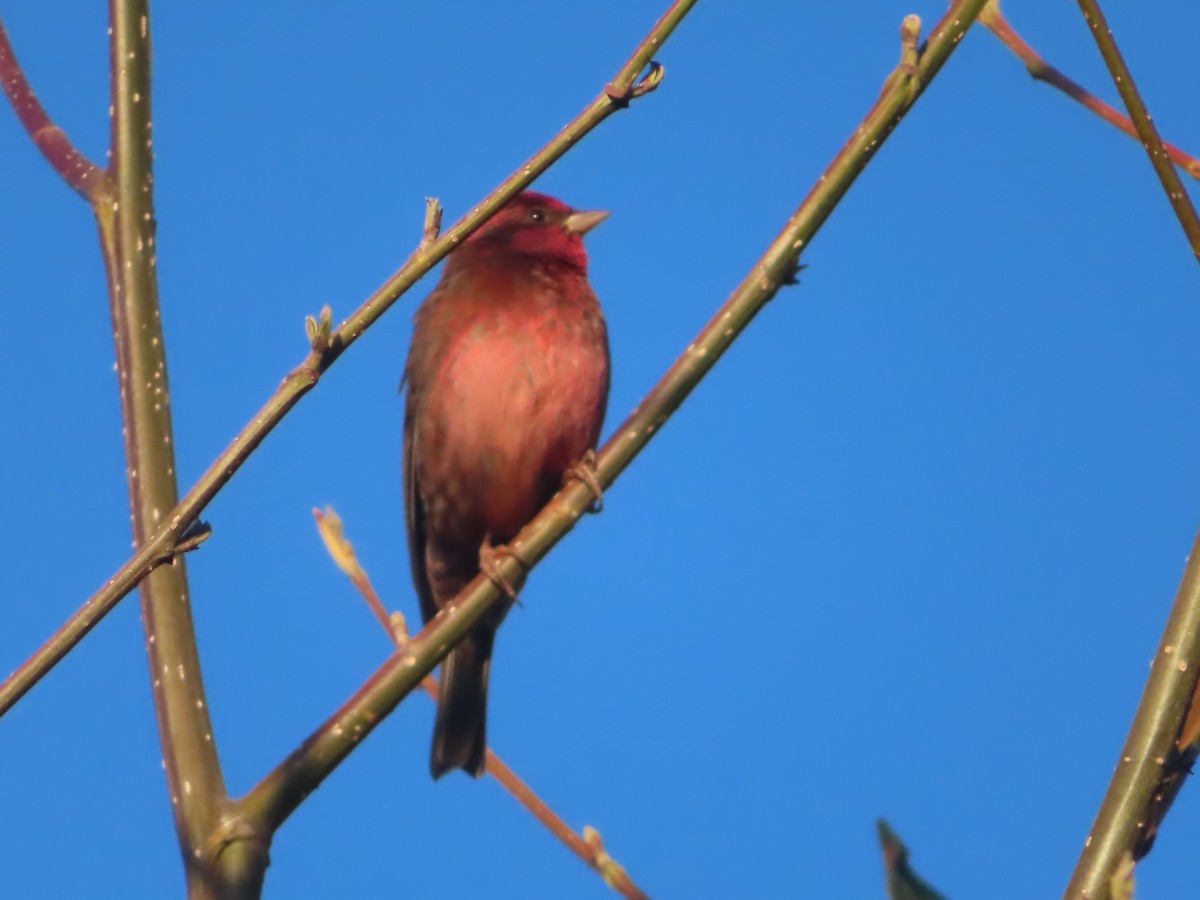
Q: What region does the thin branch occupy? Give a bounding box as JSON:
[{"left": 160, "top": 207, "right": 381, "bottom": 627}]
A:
[
  {"left": 105, "top": 2, "right": 235, "bottom": 896},
  {"left": 1064, "top": 526, "right": 1200, "bottom": 898},
  {"left": 313, "top": 507, "right": 397, "bottom": 639},
  {"left": 979, "top": 3, "right": 1200, "bottom": 181},
  {"left": 1073, "top": 0, "right": 1200, "bottom": 261},
  {"left": 0, "top": 0, "right": 698, "bottom": 720},
  {"left": 232, "top": 0, "right": 991, "bottom": 839},
  {"left": 314, "top": 507, "right": 647, "bottom": 900},
  {"left": 0, "top": 15, "right": 107, "bottom": 199},
  {"left": 480, "top": 748, "right": 646, "bottom": 900},
  {"left": 0, "top": 525, "right": 206, "bottom": 708}
]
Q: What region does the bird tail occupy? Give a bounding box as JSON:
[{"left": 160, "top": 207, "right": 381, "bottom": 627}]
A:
[{"left": 431, "top": 629, "right": 493, "bottom": 779}]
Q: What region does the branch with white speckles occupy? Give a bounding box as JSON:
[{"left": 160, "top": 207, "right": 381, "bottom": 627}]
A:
[
  {"left": 1063, "top": 525, "right": 1200, "bottom": 898},
  {"left": 103, "top": 1, "right": 236, "bottom": 896},
  {"left": 1072, "top": 0, "right": 1200, "bottom": 261},
  {"left": 1060, "top": 8, "right": 1200, "bottom": 896}
]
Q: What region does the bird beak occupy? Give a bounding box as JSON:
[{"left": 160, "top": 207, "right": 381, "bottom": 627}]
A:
[{"left": 562, "top": 209, "right": 610, "bottom": 236}]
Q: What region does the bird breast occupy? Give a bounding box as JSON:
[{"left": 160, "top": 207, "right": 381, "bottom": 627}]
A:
[{"left": 415, "top": 267, "right": 609, "bottom": 543}]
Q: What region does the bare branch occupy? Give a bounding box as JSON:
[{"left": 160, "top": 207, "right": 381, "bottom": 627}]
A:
[
  {"left": 1072, "top": 0, "right": 1200, "bottom": 260},
  {"left": 105, "top": 2, "right": 234, "bottom": 895},
  {"left": 1065, "top": 525, "right": 1200, "bottom": 896},
  {"left": 0, "top": 16, "right": 106, "bottom": 200},
  {"left": 980, "top": 3, "right": 1200, "bottom": 181}
]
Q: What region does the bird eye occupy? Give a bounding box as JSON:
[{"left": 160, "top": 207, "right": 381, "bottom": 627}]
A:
[{"left": 528, "top": 208, "right": 546, "bottom": 223}]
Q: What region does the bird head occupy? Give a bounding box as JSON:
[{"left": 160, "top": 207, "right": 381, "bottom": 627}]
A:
[{"left": 464, "top": 191, "right": 609, "bottom": 273}]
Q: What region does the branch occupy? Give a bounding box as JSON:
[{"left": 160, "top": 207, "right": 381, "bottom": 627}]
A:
[
  {"left": 105, "top": 2, "right": 235, "bottom": 896},
  {"left": 0, "top": 0, "right": 698, "bottom": 720},
  {"left": 1064, "top": 526, "right": 1200, "bottom": 898},
  {"left": 0, "top": 15, "right": 106, "bottom": 200},
  {"left": 313, "top": 507, "right": 647, "bottom": 899},
  {"left": 1073, "top": 0, "right": 1200, "bottom": 261},
  {"left": 231, "top": 0, "right": 991, "bottom": 840},
  {"left": 979, "top": 3, "right": 1200, "bottom": 181},
  {"left": 1057, "top": 13, "right": 1200, "bottom": 872}
]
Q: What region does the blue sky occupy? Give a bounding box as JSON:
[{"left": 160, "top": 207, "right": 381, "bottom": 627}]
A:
[{"left": 2, "top": 2, "right": 1199, "bottom": 897}]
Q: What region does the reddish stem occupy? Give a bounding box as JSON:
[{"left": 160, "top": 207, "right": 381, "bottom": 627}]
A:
[
  {"left": 983, "top": 9, "right": 1200, "bottom": 181},
  {"left": 0, "top": 17, "right": 106, "bottom": 199}
]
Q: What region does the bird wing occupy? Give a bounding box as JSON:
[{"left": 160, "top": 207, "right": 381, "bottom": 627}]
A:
[{"left": 402, "top": 383, "right": 439, "bottom": 626}]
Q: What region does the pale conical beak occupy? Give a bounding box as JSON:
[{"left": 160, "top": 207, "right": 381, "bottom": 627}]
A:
[{"left": 562, "top": 209, "right": 610, "bottom": 236}]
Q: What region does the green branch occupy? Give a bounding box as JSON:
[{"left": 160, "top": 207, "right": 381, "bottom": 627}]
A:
[
  {"left": 1064, "top": 526, "right": 1200, "bottom": 898},
  {"left": 105, "top": 2, "right": 234, "bottom": 896},
  {"left": 1073, "top": 0, "right": 1200, "bottom": 260}
]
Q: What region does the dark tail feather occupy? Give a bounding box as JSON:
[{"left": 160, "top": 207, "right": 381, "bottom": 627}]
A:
[{"left": 431, "top": 629, "right": 493, "bottom": 779}]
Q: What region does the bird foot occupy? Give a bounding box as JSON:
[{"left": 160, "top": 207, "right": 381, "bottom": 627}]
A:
[
  {"left": 564, "top": 450, "right": 604, "bottom": 514},
  {"left": 478, "top": 538, "right": 529, "bottom": 603}
]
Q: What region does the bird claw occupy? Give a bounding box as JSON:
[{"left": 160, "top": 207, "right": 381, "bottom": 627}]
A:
[
  {"left": 564, "top": 450, "right": 604, "bottom": 514},
  {"left": 479, "top": 538, "right": 529, "bottom": 604}
]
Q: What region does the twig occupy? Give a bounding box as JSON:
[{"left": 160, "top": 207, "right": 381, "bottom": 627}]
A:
[
  {"left": 481, "top": 750, "right": 646, "bottom": 900},
  {"left": 313, "top": 508, "right": 395, "bottom": 637},
  {"left": 979, "top": 3, "right": 1200, "bottom": 181},
  {"left": 1065, "top": 526, "right": 1200, "bottom": 898},
  {"left": 406, "top": 197, "right": 444, "bottom": 265},
  {"left": 420, "top": 197, "right": 443, "bottom": 248},
  {"left": 0, "top": 0, "right": 698, "bottom": 720},
  {"left": 0, "top": 16, "right": 107, "bottom": 200},
  {"left": 232, "top": 0, "right": 991, "bottom": 843},
  {"left": 1072, "top": 0, "right": 1200, "bottom": 261},
  {"left": 313, "top": 507, "right": 648, "bottom": 899}
]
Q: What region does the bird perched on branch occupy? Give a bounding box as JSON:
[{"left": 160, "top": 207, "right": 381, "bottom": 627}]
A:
[{"left": 402, "top": 191, "right": 611, "bottom": 778}]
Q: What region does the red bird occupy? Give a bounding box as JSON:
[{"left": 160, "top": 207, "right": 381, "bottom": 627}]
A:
[{"left": 403, "top": 191, "right": 611, "bottom": 778}]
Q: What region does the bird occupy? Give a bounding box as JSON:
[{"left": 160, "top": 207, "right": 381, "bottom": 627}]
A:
[{"left": 402, "top": 191, "right": 611, "bottom": 778}]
